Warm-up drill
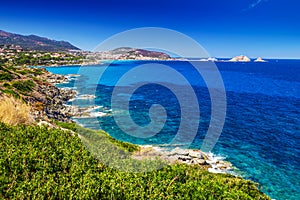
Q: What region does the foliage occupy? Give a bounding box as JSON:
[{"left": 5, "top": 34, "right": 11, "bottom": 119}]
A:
[
  {"left": 0, "top": 122, "right": 270, "bottom": 199},
  {"left": 12, "top": 80, "right": 35, "bottom": 94},
  {"left": 0, "top": 89, "right": 20, "bottom": 99},
  {"left": 0, "top": 72, "right": 13, "bottom": 81},
  {"left": 54, "top": 121, "right": 140, "bottom": 152}
]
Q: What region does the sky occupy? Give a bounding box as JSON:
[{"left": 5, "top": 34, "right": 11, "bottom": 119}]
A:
[{"left": 0, "top": 0, "right": 299, "bottom": 58}]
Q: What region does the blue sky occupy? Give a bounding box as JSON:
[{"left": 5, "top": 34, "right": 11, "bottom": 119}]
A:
[{"left": 0, "top": 0, "right": 299, "bottom": 58}]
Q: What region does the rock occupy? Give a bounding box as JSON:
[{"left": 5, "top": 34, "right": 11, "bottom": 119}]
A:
[
  {"left": 169, "top": 147, "right": 189, "bottom": 156},
  {"left": 229, "top": 55, "right": 251, "bottom": 62},
  {"left": 208, "top": 168, "right": 226, "bottom": 174},
  {"left": 37, "top": 121, "right": 55, "bottom": 128},
  {"left": 254, "top": 57, "right": 266, "bottom": 62},
  {"left": 188, "top": 150, "right": 203, "bottom": 158},
  {"left": 192, "top": 159, "right": 208, "bottom": 165},
  {"left": 178, "top": 156, "right": 192, "bottom": 161}
]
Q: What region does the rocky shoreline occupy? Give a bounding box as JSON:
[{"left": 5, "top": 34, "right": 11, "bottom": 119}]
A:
[
  {"left": 133, "top": 146, "right": 234, "bottom": 174},
  {"left": 44, "top": 72, "right": 236, "bottom": 175},
  {"left": 29, "top": 72, "right": 79, "bottom": 122}
]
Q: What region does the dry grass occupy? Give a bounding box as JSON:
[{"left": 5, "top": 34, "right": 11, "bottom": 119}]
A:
[{"left": 0, "top": 95, "right": 33, "bottom": 125}]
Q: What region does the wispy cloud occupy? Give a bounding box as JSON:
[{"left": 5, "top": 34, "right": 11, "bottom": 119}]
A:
[{"left": 244, "top": 0, "right": 268, "bottom": 11}]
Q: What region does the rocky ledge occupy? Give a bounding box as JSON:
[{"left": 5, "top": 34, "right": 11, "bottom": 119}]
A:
[
  {"left": 24, "top": 72, "right": 79, "bottom": 122},
  {"left": 133, "top": 146, "right": 234, "bottom": 174}
]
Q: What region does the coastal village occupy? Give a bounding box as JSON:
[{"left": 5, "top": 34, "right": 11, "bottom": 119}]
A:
[{"left": 0, "top": 44, "right": 266, "bottom": 65}]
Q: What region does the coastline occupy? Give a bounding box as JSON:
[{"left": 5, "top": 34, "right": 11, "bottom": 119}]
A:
[
  {"left": 46, "top": 70, "right": 237, "bottom": 175},
  {"left": 0, "top": 63, "right": 271, "bottom": 199}
]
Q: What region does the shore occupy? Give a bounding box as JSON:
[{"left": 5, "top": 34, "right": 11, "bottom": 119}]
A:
[
  {"left": 134, "top": 145, "right": 234, "bottom": 174},
  {"left": 45, "top": 70, "right": 236, "bottom": 175}
]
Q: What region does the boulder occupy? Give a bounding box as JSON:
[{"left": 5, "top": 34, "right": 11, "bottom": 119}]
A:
[{"left": 188, "top": 150, "right": 203, "bottom": 158}]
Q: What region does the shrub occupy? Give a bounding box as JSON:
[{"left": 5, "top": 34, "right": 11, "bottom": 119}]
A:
[
  {"left": 0, "top": 89, "right": 20, "bottom": 99},
  {"left": 3, "top": 83, "right": 11, "bottom": 88},
  {"left": 0, "top": 72, "right": 13, "bottom": 81},
  {"left": 12, "top": 80, "right": 35, "bottom": 93},
  {"left": 0, "top": 122, "right": 270, "bottom": 199}
]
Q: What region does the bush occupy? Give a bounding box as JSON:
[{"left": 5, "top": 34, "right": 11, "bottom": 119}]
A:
[
  {"left": 0, "top": 89, "right": 20, "bottom": 99},
  {"left": 3, "top": 83, "right": 11, "bottom": 88},
  {"left": 0, "top": 72, "right": 13, "bottom": 81},
  {"left": 12, "top": 80, "right": 35, "bottom": 93},
  {"left": 0, "top": 122, "right": 270, "bottom": 199}
]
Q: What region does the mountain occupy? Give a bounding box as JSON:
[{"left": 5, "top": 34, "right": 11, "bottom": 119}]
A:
[
  {"left": 97, "top": 47, "right": 171, "bottom": 60},
  {"left": 0, "top": 30, "right": 80, "bottom": 52}
]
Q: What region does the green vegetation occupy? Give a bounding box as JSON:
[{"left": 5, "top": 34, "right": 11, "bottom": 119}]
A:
[
  {"left": 54, "top": 121, "right": 140, "bottom": 153},
  {"left": 0, "top": 64, "right": 46, "bottom": 100},
  {"left": 0, "top": 72, "right": 13, "bottom": 81},
  {"left": 0, "top": 122, "right": 270, "bottom": 199},
  {"left": 12, "top": 80, "right": 35, "bottom": 94},
  {"left": 8, "top": 52, "right": 84, "bottom": 66},
  {"left": 0, "top": 89, "right": 20, "bottom": 99}
]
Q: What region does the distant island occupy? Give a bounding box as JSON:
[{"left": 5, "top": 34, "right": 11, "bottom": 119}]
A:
[
  {"left": 227, "top": 55, "right": 267, "bottom": 62},
  {"left": 229, "top": 55, "right": 251, "bottom": 62},
  {"left": 254, "top": 57, "right": 267, "bottom": 62}
]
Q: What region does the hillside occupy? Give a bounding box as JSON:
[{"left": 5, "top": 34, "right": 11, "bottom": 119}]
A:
[
  {"left": 95, "top": 47, "right": 171, "bottom": 60},
  {"left": 0, "top": 30, "right": 80, "bottom": 52}
]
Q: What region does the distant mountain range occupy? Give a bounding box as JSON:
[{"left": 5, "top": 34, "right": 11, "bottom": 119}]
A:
[{"left": 0, "top": 30, "right": 80, "bottom": 52}]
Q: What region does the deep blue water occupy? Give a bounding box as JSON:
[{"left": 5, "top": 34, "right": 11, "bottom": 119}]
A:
[{"left": 47, "top": 60, "right": 300, "bottom": 200}]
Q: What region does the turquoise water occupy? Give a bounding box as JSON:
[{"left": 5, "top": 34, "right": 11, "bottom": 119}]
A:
[{"left": 47, "top": 60, "right": 300, "bottom": 200}]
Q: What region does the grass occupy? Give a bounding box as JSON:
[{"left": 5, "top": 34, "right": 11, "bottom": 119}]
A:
[
  {"left": 0, "top": 122, "right": 270, "bottom": 199},
  {"left": 0, "top": 96, "right": 33, "bottom": 126}
]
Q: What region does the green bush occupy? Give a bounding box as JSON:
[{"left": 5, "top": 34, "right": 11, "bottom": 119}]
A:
[
  {"left": 12, "top": 80, "right": 35, "bottom": 93},
  {"left": 0, "top": 89, "right": 20, "bottom": 99},
  {"left": 0, "top": 123, "right": 270, "bottom": 199},
  {"left": 0, "top": 72, "right": 13, "bottom": 81},
  {"left": 3, "top": 83, "right": 11, "bottom": 88}
]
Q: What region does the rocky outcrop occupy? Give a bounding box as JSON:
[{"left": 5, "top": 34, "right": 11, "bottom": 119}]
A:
[
  {"left": 21, "top": 72, "right": 78, "bottom": 122},
  {"left": 229, "top": 55, "right": 251, "bottom": 62},
  {"left": 133, "top": 146, "right": 233, "bottom": 174},
  {"left": 254, "top": 57, "right": 266, "bottom": 62}
]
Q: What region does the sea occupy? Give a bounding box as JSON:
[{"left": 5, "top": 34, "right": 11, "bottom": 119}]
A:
[{"left": 46, "top": 59, "right": 300, "bottom": 200}]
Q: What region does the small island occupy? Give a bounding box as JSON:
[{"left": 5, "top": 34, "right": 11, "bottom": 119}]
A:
[
  {"left": 228, "top": 55, "right": 251, "bottom": 62},
  {"left": 254, "top": 57, "right": 267, "bottom": 62}
]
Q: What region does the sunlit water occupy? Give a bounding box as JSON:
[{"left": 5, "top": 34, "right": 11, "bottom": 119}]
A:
[{"left": 47, "top": 60, "right": 300, "bottom": 200}]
